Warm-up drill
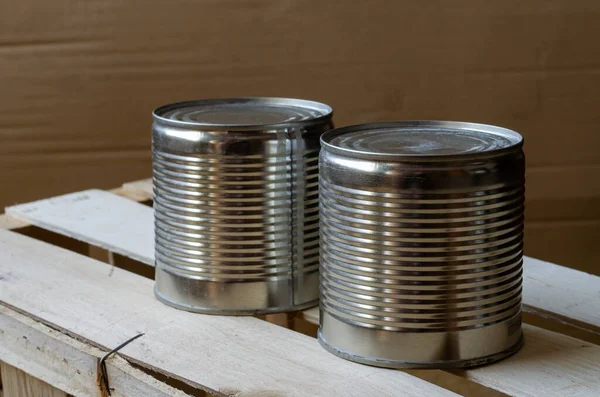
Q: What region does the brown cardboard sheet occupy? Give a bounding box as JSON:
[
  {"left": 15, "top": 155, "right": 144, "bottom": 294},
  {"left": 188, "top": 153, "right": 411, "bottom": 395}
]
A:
[{"left": 1, "top": 0, "right": 599, "bottom": 271}]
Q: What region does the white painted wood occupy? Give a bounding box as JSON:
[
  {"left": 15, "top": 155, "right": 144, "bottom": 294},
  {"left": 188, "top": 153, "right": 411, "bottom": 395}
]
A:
[
  {"left": 464, "top": 324, "right": 600, "bottom": 397},
  {"left": 0, "top": 229, "right": 456, "bottom": 397},
  {"left": 523, "top": 257, "right": 600, "bottom": 333},
  {"left": 5, "top": 190, "right": 154, "bottom": 265},
  {"left": 0, "top": 305, "right": 187, "bottom": 397}
]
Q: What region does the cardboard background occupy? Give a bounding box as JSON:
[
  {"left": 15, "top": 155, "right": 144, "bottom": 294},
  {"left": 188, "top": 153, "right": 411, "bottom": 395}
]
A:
[{"left": 1, "top": 0, "right": 598, "bottom": 273}]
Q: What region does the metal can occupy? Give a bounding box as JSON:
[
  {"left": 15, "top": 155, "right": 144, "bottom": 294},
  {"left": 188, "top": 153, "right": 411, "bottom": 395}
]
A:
[
  {"left": 318, "top": 121, "right": 525, "bottom": 368},
  {"left": 152, "top": 97, "right": 333, "bottom": 314}
]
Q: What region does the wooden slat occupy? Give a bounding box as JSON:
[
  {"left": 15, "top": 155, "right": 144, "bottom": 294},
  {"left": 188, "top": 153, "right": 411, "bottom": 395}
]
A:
[
  {"left": 462, "top": 325, "right": 600, "bottom": 397},
  {"left": 6, "top": 188, "right": 600, "bottom": 336},
  {"left": 0, "top": 363, "right": 67, "bottom": 397},
  {"left": 0, "top": 305, "right": 186, "bottom": 397},
  {"left": 522, "top": 257, "right": 600, "bottom": 334},
  {"left": 0, "top": 229, "right": 456, "bottom": 397},
  {"left": 5, "top": 190, "right": 154, "bottom": 265}
]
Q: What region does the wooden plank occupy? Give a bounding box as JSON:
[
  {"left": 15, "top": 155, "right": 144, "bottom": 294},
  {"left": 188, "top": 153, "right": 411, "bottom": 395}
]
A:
[
  {"left": 461, "top": 324, "right": 600, "bottom": 397},
  {"left": 522, "top": 257, "right": 600, "bottom": 334},
  {"left": 0, "top": 362, "right": 67, "bottom": 397},
  {"left": 0, "top": 229, "right": 457, "bottom": 397},
  {"left": 0, "top": 305, "right": 187, "bottom": 397},
  {"left": 5, "top": 190, "right": 154, "bottom": 265}
]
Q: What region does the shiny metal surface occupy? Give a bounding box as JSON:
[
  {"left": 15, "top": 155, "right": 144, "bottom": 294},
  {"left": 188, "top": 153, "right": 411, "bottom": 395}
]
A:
[
  {"left": 152, "top": 98, "right": 333, "bottom": 314},
  {"left": 318, "top": 121, "right": 525, "bottom": 368}
]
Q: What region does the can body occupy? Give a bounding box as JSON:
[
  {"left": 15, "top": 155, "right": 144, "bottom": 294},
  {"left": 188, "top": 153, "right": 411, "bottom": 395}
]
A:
[
  {"left": 152, "top": 98, "right": 333, "bottom": 314},
  {"left": 318, "top": 121, "right": 525, "bottom": 368}
]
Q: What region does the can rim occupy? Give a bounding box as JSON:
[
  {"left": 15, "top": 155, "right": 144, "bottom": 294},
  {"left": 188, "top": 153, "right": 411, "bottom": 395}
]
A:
[
  {"left": 320, "top": 121, "right": 524, "bottom": 161},
  {"left": 153, "top": 97, "right": 333, "bottom": 130}
]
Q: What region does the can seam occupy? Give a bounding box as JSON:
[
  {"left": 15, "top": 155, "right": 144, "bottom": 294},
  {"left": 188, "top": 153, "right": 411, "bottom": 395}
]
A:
[
  {"left": 320, "top": 121, "right": 523, "bottom": 161},
  {"left": 153, "top": 97, "right": 333, "bottom": 130}
]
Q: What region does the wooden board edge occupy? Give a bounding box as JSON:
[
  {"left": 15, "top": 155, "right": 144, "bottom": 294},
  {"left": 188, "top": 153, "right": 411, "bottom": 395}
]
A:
[
  {"left": 523, "top": 305, "right": 600, "bottom": 341},
  {"left": 0, "top": 304, "right": 190, "bottom": 397},
  {"left": 116, "top": 178, "right": 153, "bottom": 202},
  {"left": 109, "top": 187, "right": 153, "bottom": 203},
  {"left": 1, "top": 177, "right": 155, "bottom": 232},
  {"left": 0, "top": 214, "right": 30, "bottom": 230}
]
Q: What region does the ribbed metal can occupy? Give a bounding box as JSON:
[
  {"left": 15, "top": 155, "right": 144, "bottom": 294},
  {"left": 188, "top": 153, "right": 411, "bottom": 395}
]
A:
[
  {"left": 318, "top": 121, "right": 525, "bottom": 368},
  {"left": 152, "top": 97, "right": 333, "bottom": 314}
]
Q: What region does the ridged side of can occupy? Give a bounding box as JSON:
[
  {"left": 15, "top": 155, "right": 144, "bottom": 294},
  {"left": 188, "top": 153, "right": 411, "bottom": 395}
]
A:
[
  {"left": 318, "top": 121, "right": 525, "bottom": 368},
  {"left": 152, "top": 98, "right": 333, "bottom": 314}
]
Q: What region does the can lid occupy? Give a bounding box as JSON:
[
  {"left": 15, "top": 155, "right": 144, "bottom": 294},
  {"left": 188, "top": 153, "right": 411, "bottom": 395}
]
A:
[
  {"left": 321, "top": 121, "right": 523, "bottom": 160},
  {"left": 153, "top": 97, "right": 332, "bottom": 129}
]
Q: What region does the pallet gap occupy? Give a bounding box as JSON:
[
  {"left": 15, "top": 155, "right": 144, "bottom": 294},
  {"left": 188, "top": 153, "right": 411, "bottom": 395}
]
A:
[
  {"left": 88, "top": 246, "right": 155, "bottom": 280},
  {"left": 12, "top": 226, "right": 90, "bottom": 256},
  {"left": 406, "top": 369, "right": 510, "bottom": 397},
  {"left": 522, "top": 310, "right": 600, "bottom": 345},
  {"left": 128, "top": 362, "right": 210, "bottom": 397}
]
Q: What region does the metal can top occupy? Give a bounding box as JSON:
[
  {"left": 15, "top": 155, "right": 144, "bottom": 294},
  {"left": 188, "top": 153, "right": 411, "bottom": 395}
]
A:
[
  {"left": 321, "top": 121, "right": 523, "bottom": 161},
  {"left": 153, "top": 97, "right": 333, "bottom": 130}
]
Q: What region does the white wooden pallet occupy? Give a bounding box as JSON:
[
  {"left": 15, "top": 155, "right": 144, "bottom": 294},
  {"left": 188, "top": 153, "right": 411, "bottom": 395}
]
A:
[{"left": 0, "top": 178, "right": 598, "bottom": 397}]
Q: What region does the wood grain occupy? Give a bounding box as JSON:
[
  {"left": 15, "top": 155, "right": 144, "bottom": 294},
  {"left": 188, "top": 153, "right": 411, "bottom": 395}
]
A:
[{"left": 0, "top": 363, "right": 67, "bottom": 397}]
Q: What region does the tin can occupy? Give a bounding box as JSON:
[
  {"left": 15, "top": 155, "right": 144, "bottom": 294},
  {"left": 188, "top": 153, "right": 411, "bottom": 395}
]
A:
[
  {"left": 152, "top": 98, "right": 333, "bottom": 314},
  {"left": 318, "top": 121, "right": 525, "bottom": 368}
]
